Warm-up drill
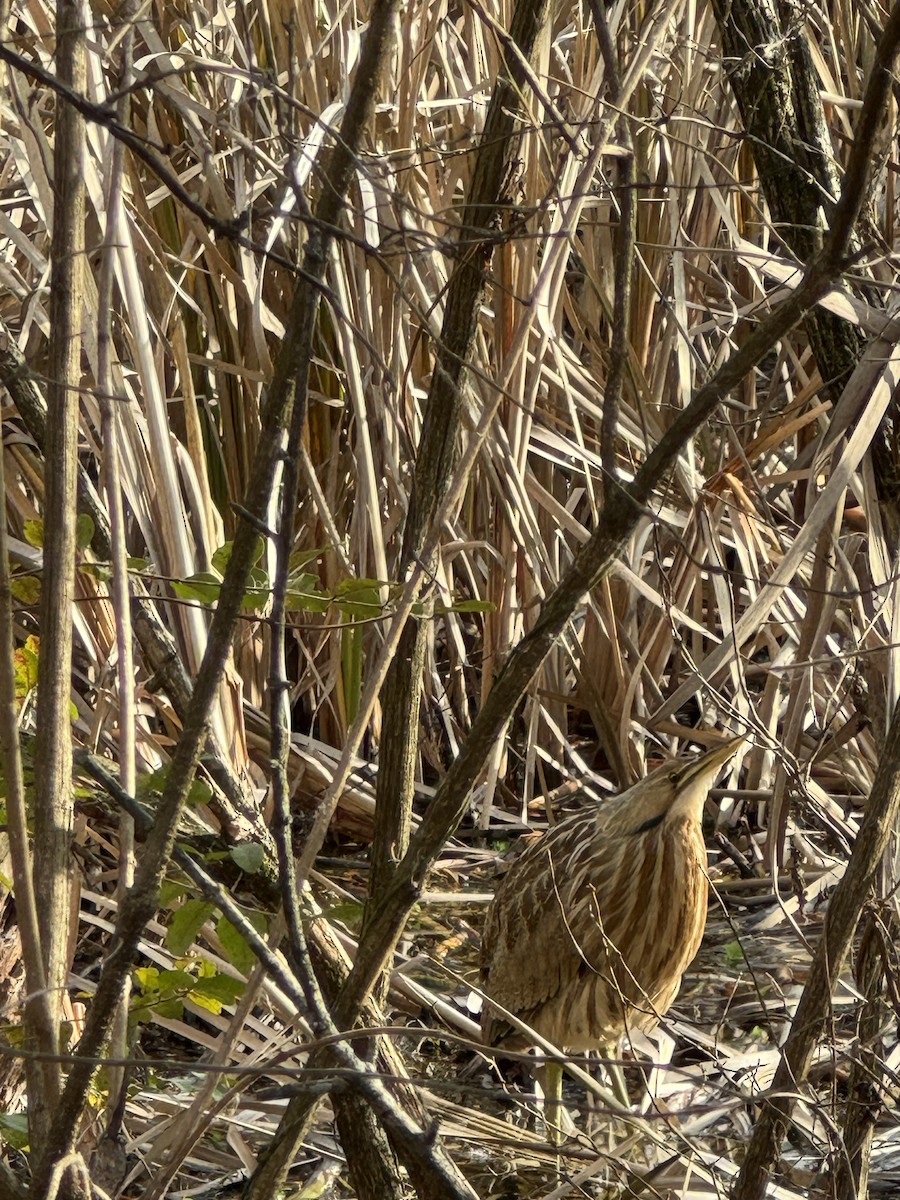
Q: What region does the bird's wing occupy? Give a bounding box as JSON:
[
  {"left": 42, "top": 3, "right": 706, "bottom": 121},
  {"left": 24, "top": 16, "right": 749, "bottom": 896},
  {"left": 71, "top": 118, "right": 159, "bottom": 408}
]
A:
[{"left": 481, "top": 812, "right": 629, "bottom": 1030}]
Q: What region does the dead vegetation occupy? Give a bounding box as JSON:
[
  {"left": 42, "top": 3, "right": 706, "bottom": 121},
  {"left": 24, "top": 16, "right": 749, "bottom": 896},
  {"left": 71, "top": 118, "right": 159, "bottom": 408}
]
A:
[{"left": 1, "top": 0, "right": 900, "bottom": 1196}]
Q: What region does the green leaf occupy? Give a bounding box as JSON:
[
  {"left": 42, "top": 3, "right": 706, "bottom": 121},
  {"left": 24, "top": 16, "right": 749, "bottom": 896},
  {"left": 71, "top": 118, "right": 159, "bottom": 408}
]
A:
[
  {"left": 156, "top": 968, "right": 196, "bottom": 992},
  {"left": 288, "top": 546, "right": 329, "bottom": 572},
  {"left": 336, "top": 592, "right": 381, "bottom": 620},
  {"left": 336, "top": 577, "right": 387, "bottom": 593},
  {"left": 14, "top": 638, "right": 40, "bottom": 703},
  {"left": 335, "top": 579, "right": 383, "bottom": 619},
  {"left": 214, "top": 537, "right": 263, "bottom": 574},
  {"left": 724, "top": 940, "right": 745, "bottom": 966},
  {"left": 435, "top": 598, "right": 496, "bottom": 614},
  {"left": 133, "top": 967, "right": 160, "bottom": 992},
  {"left": 167, "top": 899, "right": 215, "bottom": 956},
  {"left": 217, "top": 918, "right": 253, "bottom": 975},
  {"left": 241, "top": 566, "right": 271, "bottom": 611},
  {"left": 186, "top": 778, "right": 213, "bottom": 807},
  {"left": 23, "top": 519, "right": 43, "bottom": 548},
  {"left": 230, "top": 842, "right": 264, "bottom": 874},
  {"left": 286, "top": 572, "right": 330, "bottom": 613},
  {"left": 217, "top": 911, "right": 267, "bottom": 975},
  {"left": 211, "top": 541, "right": 234, "bottom": 573},
  {"left": 171, "top": 572, "right": 223, "bottom": 605},
  {"left": 79, "top": 562, "right": 111, "bottom": 583},
  {"left": 146, "top": 997, "right": 184, "bottom": 1021},
  {"left": 0, "top": 1112, "right": 30, "bottom": 1150},
  {"left": 191, "top": 973, "right": 244, "bottom": 1005},
  {"left": 137, "top": 767, "right": 168, "bottom": 796},
  {"left": 324, "top": 900, "right": 364, "bottom": 927},
  {"left": 159, "top": 880, "right": 188, "bottom": 908},
  {"left": 188, "top": 990, "right": 223, "bottom": 1015},
  {"left": 10, "top": 575, "right": 41, "bottom": 604},
  {"left": 241, "top": 590, "right": 270, "bottom": 612},
  {"left": 75, "top": 513, "right": 95, "bottom": 549}
]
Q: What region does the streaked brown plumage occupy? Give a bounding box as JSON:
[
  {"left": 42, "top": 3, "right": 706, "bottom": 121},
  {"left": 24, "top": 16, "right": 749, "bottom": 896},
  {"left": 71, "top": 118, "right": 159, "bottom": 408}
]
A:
[{"left": 481, "top": 738, "right": 743, "bottom": 1053}]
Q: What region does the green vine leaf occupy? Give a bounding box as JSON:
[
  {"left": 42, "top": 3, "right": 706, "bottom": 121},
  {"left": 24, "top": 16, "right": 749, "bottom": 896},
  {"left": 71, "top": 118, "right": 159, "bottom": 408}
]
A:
[
  {"left": 229, "top": 843, "right": 264, "bottom": 874},
  {"left": 167, "top": 899, "right": 215, "bottom": 956}
]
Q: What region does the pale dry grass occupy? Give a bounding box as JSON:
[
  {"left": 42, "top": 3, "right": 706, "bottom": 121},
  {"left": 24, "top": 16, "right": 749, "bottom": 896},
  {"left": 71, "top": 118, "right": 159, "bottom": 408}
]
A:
[{"left": 1, "top": 0, "right": 899, "bottom": 1195}]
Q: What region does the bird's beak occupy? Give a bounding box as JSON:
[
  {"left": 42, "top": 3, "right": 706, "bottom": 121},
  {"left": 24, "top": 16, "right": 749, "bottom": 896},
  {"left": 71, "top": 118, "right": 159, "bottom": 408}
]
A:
[{"left": 676, "top": 735, "right": 746, "bottom": 789}]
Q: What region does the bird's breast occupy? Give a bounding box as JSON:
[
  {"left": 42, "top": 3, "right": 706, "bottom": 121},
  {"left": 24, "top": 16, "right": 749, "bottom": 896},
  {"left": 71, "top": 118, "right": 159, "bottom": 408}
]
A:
[
  {"left": 608, "top": 814, "right": 708, "bottom": 1013},
  {"left": 480, "top": 807, "right": 710, "bottom": 1049}
]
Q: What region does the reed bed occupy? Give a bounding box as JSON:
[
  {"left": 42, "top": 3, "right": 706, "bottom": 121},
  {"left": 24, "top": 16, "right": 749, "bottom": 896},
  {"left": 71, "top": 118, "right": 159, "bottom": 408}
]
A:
[{"left": 0, "top": 0, "right": 898, "bottom": 1194}]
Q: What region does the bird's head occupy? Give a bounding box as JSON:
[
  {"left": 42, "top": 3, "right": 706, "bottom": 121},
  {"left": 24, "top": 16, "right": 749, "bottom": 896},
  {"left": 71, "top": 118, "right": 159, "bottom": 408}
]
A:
[{"left": 617, "top": 736, "right": 745, "bottom": 833}]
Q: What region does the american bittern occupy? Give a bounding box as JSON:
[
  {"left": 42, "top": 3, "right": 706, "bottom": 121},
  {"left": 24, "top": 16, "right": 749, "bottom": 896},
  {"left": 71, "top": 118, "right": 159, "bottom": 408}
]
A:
[{"left": 480, "top": 736, "right": 743, "bottom": 1129}]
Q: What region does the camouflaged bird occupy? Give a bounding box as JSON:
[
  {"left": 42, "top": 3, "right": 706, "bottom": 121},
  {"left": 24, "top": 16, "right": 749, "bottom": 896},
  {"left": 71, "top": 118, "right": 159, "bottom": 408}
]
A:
[{"left": 481, "top": 738, "right": 743, "bottom": 1051}]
